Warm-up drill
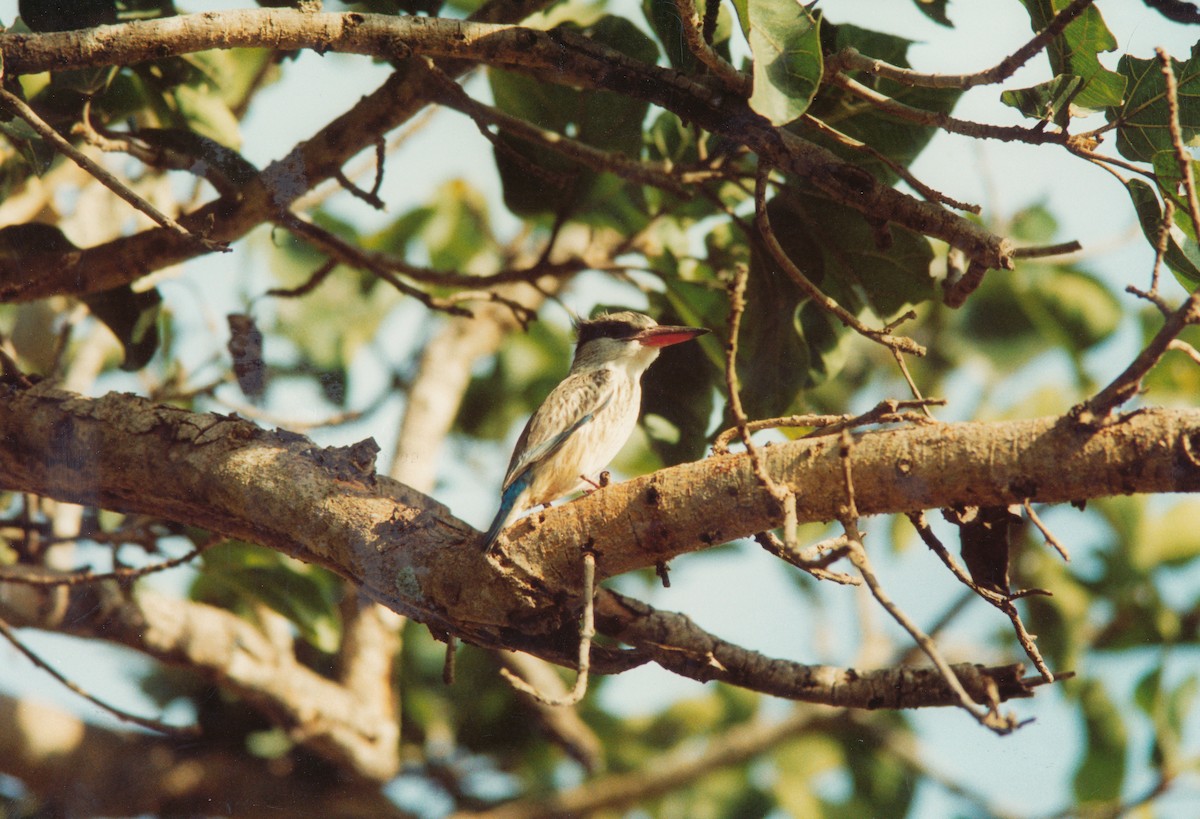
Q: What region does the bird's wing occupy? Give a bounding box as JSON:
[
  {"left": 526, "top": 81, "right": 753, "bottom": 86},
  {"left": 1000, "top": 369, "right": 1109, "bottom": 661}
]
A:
[{"left": 501, "top": 367, "right": 615, "bottom": 493}]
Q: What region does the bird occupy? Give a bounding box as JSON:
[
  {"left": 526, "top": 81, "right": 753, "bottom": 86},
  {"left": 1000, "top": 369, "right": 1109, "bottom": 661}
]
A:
[{"left": 481, "top": 311, "right": 709, "bottom": 552}]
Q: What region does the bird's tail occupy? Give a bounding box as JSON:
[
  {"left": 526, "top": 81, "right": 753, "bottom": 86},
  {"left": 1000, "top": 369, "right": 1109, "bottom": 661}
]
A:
[{"left": 481, "top": 480, "right": 527, "bottom": 552}]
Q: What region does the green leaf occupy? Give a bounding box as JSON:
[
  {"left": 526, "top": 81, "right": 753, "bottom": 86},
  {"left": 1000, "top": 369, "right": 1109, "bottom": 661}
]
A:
[
  {"left": 910, "top": 0, "right": 952, "bottom": 27},
  {"left": 746, "top": 0, "right": 822, "bottom": 126},
  {"left": 19, "top": 0, "right": 116, "bottom": 31},
  {"left": 1020, "top": 0, "right": 1125, "bottom": 112},
  {"left": 641, "top": 286, "right": 723, "bottom": 464},
  {"left": 1024, "top": 267, "right": 1122, "bottom": 352},
  {"left": 1073, "top": 680, "right": 1128, "bottom": 804},
  {"left": 1135, "top": 499, "right": 1200, "bottom": 568},
  {"left": 1124, "top": 178, "right": 1200, "bottom": 286},
  {"left": 193, "top": 540, "right": 343, "bottom": 653},
  {"left": 1000, "top": 74, "right": 1084, "bottom": 127},
  {"left": 173, "top": 78, "right": 242, "bottom": 150},
  {"left": 81, "top": 284, "right": 163, "bottom": 371},
  {"left": 777, "top": 189, "right": 938, "bottom": 318},
  {"left": 1109, "top": 46, "right": 1200, "bottom": 165}
]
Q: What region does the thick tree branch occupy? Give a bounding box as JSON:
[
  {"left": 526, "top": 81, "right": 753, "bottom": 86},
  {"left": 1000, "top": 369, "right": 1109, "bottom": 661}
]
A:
[
  {"left": 0, "top": 1, "right": 553, "bottom": 303},
  {"left": 2, "top": 383, "right": 1198, "bottom": 688},
  {"left": 0, "top": 695, "right": 409, "bottom": 817},
  {"left": 0, "top": 580, "right": 400, "bottom": 780},
  {"left": 0, "top": 9, "right": 1012, "bottom": 304}
]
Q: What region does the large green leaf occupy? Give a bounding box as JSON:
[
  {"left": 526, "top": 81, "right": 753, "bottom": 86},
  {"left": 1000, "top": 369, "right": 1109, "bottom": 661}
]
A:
[
  {"left": 641, "top": 286, "right": 723, "bottom": 464},
  {"left": 192, "top": 540, "right": 343, "bottom": 653},
  {"left": 1020, "top": 0, "right": 1125, "bottom": 112},
  {"left": 910, "top": 0, "right": 951, "bottom": 27},
  {"left": 774, "top": 189, "right": 937, "bottom": 318},
  {"left": 1108, "top": 46, "right": 1200, "bottom": 165},
  {"left": 1124, "top": 178, "right": 1200, "bottom": 286},
  {"left": 1000, "top": 74, "right": 1084, "bottom": 127},
  {"left": 745, "top": 0, "right": 822, "bottom": 126},
  {"left": 1073, "top": 681, "right": 1128, "bottom": 804}
]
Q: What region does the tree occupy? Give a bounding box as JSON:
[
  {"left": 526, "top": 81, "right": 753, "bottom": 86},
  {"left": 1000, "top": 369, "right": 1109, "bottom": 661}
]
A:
[{"left": 0, "top": 0, "right": 1197, "bottom": 815}]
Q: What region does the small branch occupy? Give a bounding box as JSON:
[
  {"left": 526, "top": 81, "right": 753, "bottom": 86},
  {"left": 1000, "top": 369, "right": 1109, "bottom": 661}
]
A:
[
  {"left": 674, "top": 0, "right": 750, "bottom": 95},
  {"left": 754, "top": 531, "right": 859, "bottom": 585},
  {"left": 1078, "top": 283, "right": 1200, "bottom": 417},
  {"left": 277, "top": 213, "right": 474, "bottom": 317},
  {"left": 723, "top": 263, "right": 800, "bottom": 549},
  {"left": 1168, "top": 339, "right": 1200, "bottom": 366},
  {"left": 829, "top": 72, "right": 1069, "bottom": 146},
  {"left": 1023, "top": 500, "right": 1070, "bottom": 561},
  {"left": 422, "top": 58, "right": 693, "bottom": 198},
  {"left": 907, "top": 511, "right": 1057, "bottom": 683},
  {"left": 0, "top": 614, "right": 198, "bottom": 736},
  {"left": 0, "top": 86, "right": 226, "bottom": 253},
  {"left": 1012, "top": 240, "right": 1084, "bottom": 259},
  {"left": 500, "top": 552, "right": 595, "bottom": 706},
  {"left": 838, "top": 432, "right": 1022, "bottom": 733},
  {"left": 595, "top": 589, "right": 1038, "bottom": 707},
  {"left": 801, "top": 114, "right": 981, "bottom": 213},
  {"left": 1159, "top": 48, "right": 1200, "bottom": 235},
  {"left": 830, "top": 0, "right": 1095, "bottom": 90},
  {"left": 0, "top": 537, "right": 215, "bottom": 587},
  {"left": 712, "top": 397, "right": 945, "bottom": 454},
  {"left": 755, "top": 169, "right": 926, "bottom": 356}
]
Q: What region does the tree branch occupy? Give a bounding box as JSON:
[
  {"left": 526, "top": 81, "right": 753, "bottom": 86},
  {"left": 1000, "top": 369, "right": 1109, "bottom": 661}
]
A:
[
  {"left": 0, "top": 581, "right": 401, "bottom": 780},
  {"left": 2, "top": 383, "right": 1198, "bottom": 685},
  {"left": 0, "top": 694, "right": 409, "bottom": 817},
  {"left": 0, "top": 8, "right": 1012, "bottom": 304}
]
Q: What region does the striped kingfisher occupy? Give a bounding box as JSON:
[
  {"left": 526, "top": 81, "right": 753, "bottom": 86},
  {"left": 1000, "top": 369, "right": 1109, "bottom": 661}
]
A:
[{"left": 482, "top": 311, "right": 709, "bottom": 552}]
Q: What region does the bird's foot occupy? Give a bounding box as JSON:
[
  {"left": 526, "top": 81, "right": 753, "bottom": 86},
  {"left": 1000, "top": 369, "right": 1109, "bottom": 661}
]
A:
[{"left": 580, "top": 471, "right": 611, "bottom": 492}]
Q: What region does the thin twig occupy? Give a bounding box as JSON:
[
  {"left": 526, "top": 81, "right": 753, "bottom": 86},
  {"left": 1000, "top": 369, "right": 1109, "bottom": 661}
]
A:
[
  {"left": 754, "top": 169, "right": 926, "bottom": 356},
  {"left": 1167, "top": 339, "right": 1200, "bottom": 366},
  {"left": 0, "top": 614, "right": 199, "bottom": 736},
  {"left": 828, "top": 72, "right": 1068, "bottom": 145},
  {"left": 0, "top": 538, "right": 216, "bottom": 587},
  {"left": 500, "top": 552, "right": 595, "bottom": 706},
  {"left": 674, "top": 0, "right": 750, "bottom": 95},
  {"left": 830, "top": 0, "right": 1095, "bottom": 90},
  {"left": 1011, "top": 240, "right": 1084, "bottom": 259},
  {"left": 1160, "top": 49, "right": 1200, "bottom": 235},
  {"left": 801, "top": 114, "right": 981, "bottom": 213},
  {"left": 423, "top": 58, "right": 694, "bottom": 197},
  {"left": 838, "top": 433, "right": 1021, "bottom": 733},
  {"left": 754, "top": 531, "right": 859, "bottom": 584},
  {"left": 712, "top": 397, "right": 944, "bottom": 454},
  {"left": 723, "top": 264, "right": 799, "bottom": 548},
  {"left": 907, "top": 512, "right": 1056, "bottom": 683},
  {"left": 1023, "top": 500, "right": 1070, "bottom": 561},
  {"left": 0, "top": 85, "right": 226, "bottom": 253},
  {"left": 1077, "top": 57, "right": 1200, "bottom": 418}
]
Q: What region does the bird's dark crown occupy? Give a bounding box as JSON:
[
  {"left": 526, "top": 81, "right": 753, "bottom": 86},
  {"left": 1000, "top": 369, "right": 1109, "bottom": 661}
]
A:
[{"left": 574, "top": 311, "right": 654, "bottom": 345}]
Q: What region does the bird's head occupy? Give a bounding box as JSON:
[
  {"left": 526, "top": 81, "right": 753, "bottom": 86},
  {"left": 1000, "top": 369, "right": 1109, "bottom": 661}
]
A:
[{"left": 572, "top": 311, "right": 709, "bottom": 373}]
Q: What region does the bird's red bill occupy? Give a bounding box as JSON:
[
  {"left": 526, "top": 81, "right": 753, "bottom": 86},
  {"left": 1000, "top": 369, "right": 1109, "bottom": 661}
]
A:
[{"left": 636, "top": 326, "right": 710, "bottom": 348}]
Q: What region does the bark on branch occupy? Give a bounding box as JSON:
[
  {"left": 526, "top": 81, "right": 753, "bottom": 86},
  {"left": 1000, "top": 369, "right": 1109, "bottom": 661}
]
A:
[
  {"left": 0, "top": 8, "right": 1012, "bottom": 303},
  {"left": 0, "top": 694, "right": 407, "bottom": 817},
  {"left": 2, "top": 383, "right": 1198, "bottom": 687}
]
